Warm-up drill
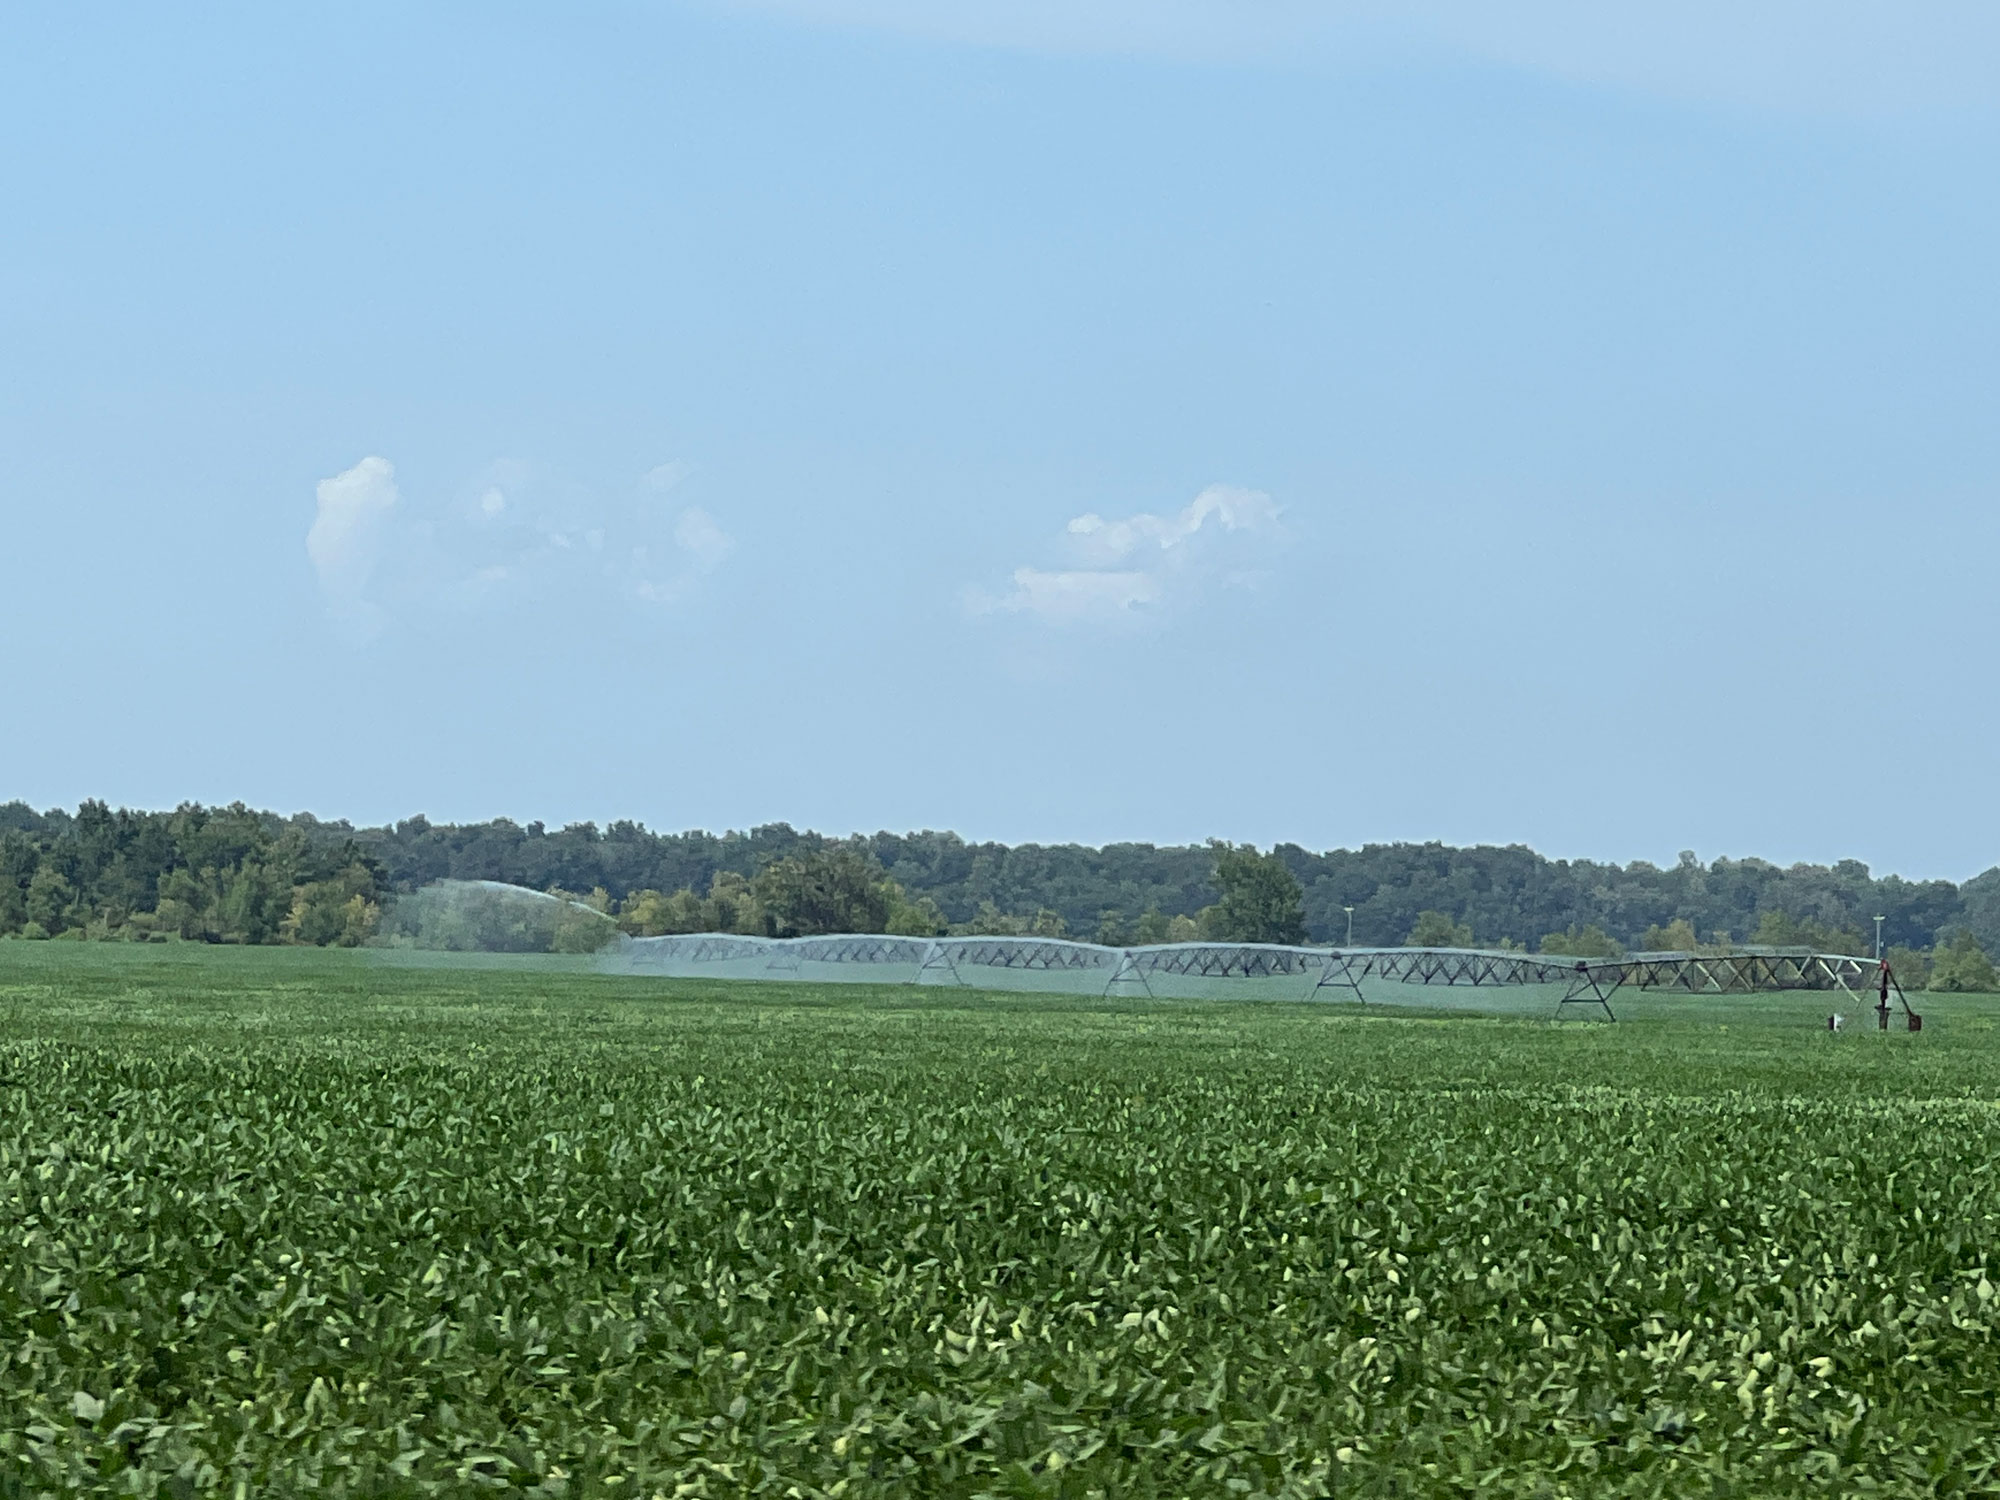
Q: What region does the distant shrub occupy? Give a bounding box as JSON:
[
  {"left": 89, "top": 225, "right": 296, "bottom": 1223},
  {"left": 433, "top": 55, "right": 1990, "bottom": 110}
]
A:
[
  {"left": 1539, "top": 924, "right": 1624, "bottom": 959},
  {"left": 1929, "top": 931, "right": 1999, "bottom": 993}
]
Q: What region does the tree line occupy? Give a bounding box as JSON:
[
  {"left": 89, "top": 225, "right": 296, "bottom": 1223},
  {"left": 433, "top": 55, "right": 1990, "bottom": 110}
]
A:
[{"left": 2, "top": 800, "right": 1996, "bottom": 987}]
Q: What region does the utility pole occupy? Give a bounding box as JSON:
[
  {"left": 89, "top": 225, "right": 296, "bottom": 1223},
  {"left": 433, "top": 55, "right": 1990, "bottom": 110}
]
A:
[{"left": 1343, "top": 906, "right": 1355, "bottom": 946}]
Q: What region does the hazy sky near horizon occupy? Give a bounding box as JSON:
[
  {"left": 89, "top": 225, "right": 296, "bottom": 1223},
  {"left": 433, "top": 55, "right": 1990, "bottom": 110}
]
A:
[{"left": 5, "top": 3, "right": 1999, "bottom": 877}]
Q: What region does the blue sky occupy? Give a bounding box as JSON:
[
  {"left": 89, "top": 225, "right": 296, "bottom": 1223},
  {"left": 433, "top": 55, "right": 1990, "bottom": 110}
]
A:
[{"left": 5, "top": 3, "right": 1998, "bottom": 876}]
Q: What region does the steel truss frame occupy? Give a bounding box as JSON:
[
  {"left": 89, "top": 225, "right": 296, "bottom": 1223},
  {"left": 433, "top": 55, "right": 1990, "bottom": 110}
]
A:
[
  {"left": 790, "top": 935, "right": 933, "bottom": 965},
  {"left": 614, "top": 934, "right": 1906, "bottom": 1022},
  {"left": 914, "top": 936, "right": 1121, "bottom": 986},
  {"left": 1306, "top": 947, "right": 1576, "bottom": 1004},
  {"left": 1094, "top": 943, "right": 1328, "bottom": 998},
  {"left": 1610, "top": 950, "right": 1880, "bottom": 994},
  {"left": 1552, "top": 949, "right": 1914, "bottom": 1023},
  {"left": 622, "top": 933, "right": 773, "bottom": 966}
]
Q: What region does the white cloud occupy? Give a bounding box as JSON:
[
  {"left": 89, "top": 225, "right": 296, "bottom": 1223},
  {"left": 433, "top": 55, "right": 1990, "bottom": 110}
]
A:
[
  {"left": 674, "top": 506, "right": 735, "bottom": 571},
  {"left": 972, "top": 482, "right": 1279, "bottom": 625},
  {"left": 643, "top": 461, "right": 692, "bottom": 493},
  {"left": 306, "top": 455, "right": 736, "bottom": 638},
  {"left": 984, "top": 567, "right": 1160, "bottom": 623},
  {"left": 634, "top": 507, "right": 737, "bottom": 605},
  {"left": 1066, "top": 483, "right": 1281, "bottom": 565},
  {"left": 307, "top": 456, "right": 399, "bottom": 633}
]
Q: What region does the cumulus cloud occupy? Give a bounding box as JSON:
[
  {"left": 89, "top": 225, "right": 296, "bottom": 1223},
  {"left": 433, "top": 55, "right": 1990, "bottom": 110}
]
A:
[
  {"left": 971, "top": 482, "right": 1280, "bottom": 625},
  {"left": 674, "top": 506, "right": 735, "bottom": 570},
  {"left": 635, "top": 507, "right": 737, "bottom": 603},
  {"left": 986, "top": 568, "right": 1160, "bottom": 623},
  {"left": 1065, "top": 484, "right": 1281, "bottom": 565},
  {"left": 643, "top": 461, "right": 692, "bottom": 493},
  {"left": 307, "top": 456, "right": 399, "bottom": 634},
  {"left": 305, "top": 455, "right": 735, "bottom": 638}
]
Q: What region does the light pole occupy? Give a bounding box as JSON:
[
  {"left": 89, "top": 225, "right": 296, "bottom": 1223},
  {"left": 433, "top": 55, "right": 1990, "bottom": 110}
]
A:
[
  {"left": 1343, "top": 906, "right": 1355, "bottom": 947},
  {"left": 1874, "top": 915, "right": 1885, "bottom": 960}
]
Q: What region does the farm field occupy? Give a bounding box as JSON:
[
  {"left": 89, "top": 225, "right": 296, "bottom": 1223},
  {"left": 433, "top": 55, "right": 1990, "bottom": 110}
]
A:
[{"left": 3, "top": 945, "right": 1999, "bottom": 1497}]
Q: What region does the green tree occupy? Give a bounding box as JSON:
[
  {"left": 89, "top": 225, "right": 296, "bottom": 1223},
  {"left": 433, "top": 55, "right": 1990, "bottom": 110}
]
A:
[
  {"left": 754, "top": 845, "right": 891, "bottom": 937},
  {"left": 282, "top": 862, "right": 381, "bottom": 946},
  {"left": 1207, "top": 843, "right": 1307, "bottom": 945},
  {"left": 1884, "top": 943, "right": 1930, "bottom": 992},
  {"left": 1406, "top": 910, "right": 1473, "bottom": 948},
  {"left": 1638, "top": 917, "right": 1700, "bottom": 953},
  {"left": 1133, "top": 906, "right": 1172, "bottom": 945},
  {"left": 551, "top": 897, "right": 619, "bottom": 953},
  {"left": 154, "top": 866, "right": 209, "bottom": 939},
  {"left": 615, "top": 888, "right": 668, "bottom": 936},
  {"left": 1751, "top": 910, "right": 1865, "bottom": 955},
  {"left": 952, "top": 901, "right": 1066, "bottom": 938},
  {"left": 618, "top": 887, "right": 706, "bottom": 936},
  {"left": 336, "top": 894, "right": 380, "bottom": 947},
  {"left": 958, "top": 900, "right": 1023, "bottom": 936},
  {"left": 1094, "top": 909, "right": 1136, "bottom": 948},
  {"left": 702, "top": 871, "right": 765, "bottom": 935},
  {"left": 1539, "top": 925, "right": 1623, "bottom": 958},
  {"left": 1928, "top": 931, "right": 1999, "bottom": 993},
  {"left": 1957, "top": 867, "right": 2000, "bottom": 959},
  {"left": 216, "top": 861, "right": 290, "bottom": 944},
  {"left": 25, "top": 868, "right": 75, "bottom": 936},
  {"left": 0, "top": 832, "right": 37, "bottom": 934},
  {"left": 885, "top": 889, "right": 948, "bottom": 937}
]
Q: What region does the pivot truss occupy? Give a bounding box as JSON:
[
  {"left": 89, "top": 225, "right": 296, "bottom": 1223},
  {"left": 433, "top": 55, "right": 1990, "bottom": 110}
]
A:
[
  {"left": 615, "top": 934, "right": 1904, "bottom": 1021},
  {"left": 1545, "top": 949, "right": 1911, "bottom": 1022},
  {"left": 1307, "top": 948, "right": 1904, "bottom": 1020},
  {"left": 1307, "top": 948, "right": 1574, "bottom": 994}
]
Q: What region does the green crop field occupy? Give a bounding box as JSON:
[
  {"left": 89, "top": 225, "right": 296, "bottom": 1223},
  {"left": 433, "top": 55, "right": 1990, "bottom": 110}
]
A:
[{"left": 4, "top": 945, "right": 1998, "bottom": 1498}]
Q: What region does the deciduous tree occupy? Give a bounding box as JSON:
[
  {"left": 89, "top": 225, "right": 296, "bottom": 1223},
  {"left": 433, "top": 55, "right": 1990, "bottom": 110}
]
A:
[
  {"left": 1539, "top": 925, "right": 1623, "bottom": 958},
  {"left": 1928, "top": 931, "right": 1999, "bottom": 992},
  {"left": 1406, "top": 910, "right": 1473, "bottom": 948},
  {"left": 1207, "top": 842, "right": 1307, "bottom": 945},
  {"left": 754, "top": 846, "right": 891, "bottom": 937}
]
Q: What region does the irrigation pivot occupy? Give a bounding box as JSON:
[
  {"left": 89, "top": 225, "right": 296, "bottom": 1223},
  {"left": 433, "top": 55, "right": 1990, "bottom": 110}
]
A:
[{"left": 610, "top": 934, "right": 1920, "bottom": 1023}]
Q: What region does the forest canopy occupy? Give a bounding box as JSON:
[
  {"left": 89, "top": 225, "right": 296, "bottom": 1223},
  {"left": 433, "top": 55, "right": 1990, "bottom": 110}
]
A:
[{"left": 2, "top": 800, "right": 1995, "bottom": 986}]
